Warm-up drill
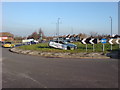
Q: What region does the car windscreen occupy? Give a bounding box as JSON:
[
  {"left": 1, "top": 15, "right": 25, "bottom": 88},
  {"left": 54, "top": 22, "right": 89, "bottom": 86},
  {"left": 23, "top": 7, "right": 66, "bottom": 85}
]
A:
[
  {"left": 5, "top": 42, "right": 12, "bottom": 44},
  {"left": 59, "top": 41, "right": 65, "bottom": 44}
]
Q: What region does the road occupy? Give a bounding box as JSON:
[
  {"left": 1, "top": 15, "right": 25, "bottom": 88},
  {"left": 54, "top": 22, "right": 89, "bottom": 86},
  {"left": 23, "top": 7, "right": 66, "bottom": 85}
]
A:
[{"left": 2, "top": 47, "right": 118, "bottom": 88}]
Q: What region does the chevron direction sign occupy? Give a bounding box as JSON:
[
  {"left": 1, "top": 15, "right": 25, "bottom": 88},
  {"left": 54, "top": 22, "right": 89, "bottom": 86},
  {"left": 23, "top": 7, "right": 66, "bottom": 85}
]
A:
[
  {"left": 109, "top": 39, "right": 113, "bottom": 44},
  {"left": 116, "top": 39, "right": 120, "bottom": 44},
  {"left": 109, "top": 38, "right": 120, "bottom": 44},
  {"left": 81, "top": 38, "right": 87, "bottom": 44},
  {"left": 81, "top": 38, "right": 99, "bottom": 44}
]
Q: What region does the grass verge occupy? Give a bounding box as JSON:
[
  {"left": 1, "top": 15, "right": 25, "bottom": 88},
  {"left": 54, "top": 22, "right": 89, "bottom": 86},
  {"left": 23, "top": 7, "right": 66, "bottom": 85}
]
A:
[{"left": 17, "top": 42, "right": 119, "bottom": 53}]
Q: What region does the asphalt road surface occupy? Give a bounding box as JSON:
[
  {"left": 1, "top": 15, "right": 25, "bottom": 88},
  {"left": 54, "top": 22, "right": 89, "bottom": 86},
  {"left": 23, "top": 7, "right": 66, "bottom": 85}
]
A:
[{"left": 2, "top": 47, "right": 118, "bottom": 88}]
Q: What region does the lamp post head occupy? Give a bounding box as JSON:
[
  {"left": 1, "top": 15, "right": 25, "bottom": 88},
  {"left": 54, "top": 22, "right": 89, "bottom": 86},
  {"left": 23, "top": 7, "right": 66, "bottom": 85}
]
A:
[{"left": 109, "top": 16, "right": 112, "bottom": 19}]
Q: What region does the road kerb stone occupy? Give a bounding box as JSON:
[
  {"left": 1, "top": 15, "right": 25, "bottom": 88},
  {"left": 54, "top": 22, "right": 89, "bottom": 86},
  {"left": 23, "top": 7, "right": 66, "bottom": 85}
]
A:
[{"left": 10, "top": 48, "right": 110, "bottom": 59}]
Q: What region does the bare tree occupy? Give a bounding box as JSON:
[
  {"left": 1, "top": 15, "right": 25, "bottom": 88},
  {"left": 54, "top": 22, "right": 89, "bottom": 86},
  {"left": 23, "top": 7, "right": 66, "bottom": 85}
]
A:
[
  {"left": 38, "top": 28, "right": 46, "bottom": 42},
  {"left": 78, "top": 33, "right": 88, "bottom": 39},
  {"left": 27, "top": 31, "right": 38, "bottom": 40},
  {"left": 90, "top": 32, "right": 98, "bottom": 37}
]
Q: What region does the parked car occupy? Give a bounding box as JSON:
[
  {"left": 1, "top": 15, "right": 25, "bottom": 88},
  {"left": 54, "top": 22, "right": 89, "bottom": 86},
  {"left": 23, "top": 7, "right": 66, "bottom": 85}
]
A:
[
  {"left": 2, "top": 42, "right": 15, "bottom": 48},
  {"left": 48, "top": 40, "right": 77, "bottom": 50},
  {"left": 22, "top": 39, "right": 39, "bottom": 45},
  {"left": 15, "top": 43, "right": 23, "bottom": 47},
  {"left": 30, "top": 40, "right": 39, "bottom": 44}
]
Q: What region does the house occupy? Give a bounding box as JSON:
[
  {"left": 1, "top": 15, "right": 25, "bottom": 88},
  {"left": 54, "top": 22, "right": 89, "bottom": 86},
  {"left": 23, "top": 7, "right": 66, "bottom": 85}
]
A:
[{"left": 0, "top": 32, "right": 14, "bottom": 42}]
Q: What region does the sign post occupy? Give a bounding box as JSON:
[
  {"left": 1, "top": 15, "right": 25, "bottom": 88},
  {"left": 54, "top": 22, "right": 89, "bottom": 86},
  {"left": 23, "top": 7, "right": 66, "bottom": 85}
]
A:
[
  {"left": 81, "top": 38, "right": 87, "bottom": 52},
  {"left": 81, "top": 38, "right": 98, "bottom": 52},
  {"left": 103, "top": 44, "right": 105, "bottom": 52},
  {"left": 86, "top": 44, "right": 87, "bottom": 52},
  {"left": 93, "top": 44, "right": 95, "bottom": 52},
  {"left": 116, "top": 39, "right": 120, "bottom": 48},
  {"left": 117, "top": 39, "right": 120, "bottom": 49},
  {"left": 101, "top": 39, "right": 107, "bottom": 52},
  {"left": 109, "top": 39, "right": 113, "bottom": 51},
  {"left": 89, "top": 38, "right": 95, "bottom": 52},
  {"left": 111, "top": 44, "right": 112, "bottom": 51}
]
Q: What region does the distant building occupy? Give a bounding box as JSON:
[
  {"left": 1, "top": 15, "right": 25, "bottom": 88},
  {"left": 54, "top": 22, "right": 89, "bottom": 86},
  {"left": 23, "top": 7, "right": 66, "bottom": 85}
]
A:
[{"left": 0, "top": 32, "right": 14, "bottom": 42}]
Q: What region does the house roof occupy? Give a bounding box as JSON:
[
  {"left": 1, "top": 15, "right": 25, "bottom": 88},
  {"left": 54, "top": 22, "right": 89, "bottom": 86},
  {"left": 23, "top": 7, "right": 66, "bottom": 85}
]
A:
[{"left": 0, "top": 32, "right": 14, "bottom": 37}]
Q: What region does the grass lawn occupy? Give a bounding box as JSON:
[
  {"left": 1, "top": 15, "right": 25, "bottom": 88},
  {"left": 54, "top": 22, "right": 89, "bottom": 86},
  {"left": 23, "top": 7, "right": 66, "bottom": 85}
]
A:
[{"left": 17, "top": 42, "right": 119, "bottom": 53}]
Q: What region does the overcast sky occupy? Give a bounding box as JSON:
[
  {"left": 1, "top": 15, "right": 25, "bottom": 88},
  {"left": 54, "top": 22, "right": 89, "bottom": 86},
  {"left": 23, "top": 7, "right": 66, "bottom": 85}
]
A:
[{"left": 2, "top": 2, "right": 118, "bottom": 37}]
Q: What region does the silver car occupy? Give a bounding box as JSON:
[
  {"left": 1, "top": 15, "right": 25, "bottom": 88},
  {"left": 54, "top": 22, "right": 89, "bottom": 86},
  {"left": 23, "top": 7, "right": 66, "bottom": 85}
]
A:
[{"left": 48, "top": 40, "right": 77, "bottom": 50}]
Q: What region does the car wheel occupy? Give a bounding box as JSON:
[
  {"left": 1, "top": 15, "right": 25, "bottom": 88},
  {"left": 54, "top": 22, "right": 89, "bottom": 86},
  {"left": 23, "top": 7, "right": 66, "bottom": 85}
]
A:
[{"left": 67, "top": 46, "right": 71, "bottom": 50}]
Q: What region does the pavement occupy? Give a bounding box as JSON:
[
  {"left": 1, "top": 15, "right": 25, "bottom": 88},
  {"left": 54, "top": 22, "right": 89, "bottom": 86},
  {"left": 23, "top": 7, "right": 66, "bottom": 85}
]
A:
[{"left": 2, "top": 47, "right": 118, "bottom": 88}]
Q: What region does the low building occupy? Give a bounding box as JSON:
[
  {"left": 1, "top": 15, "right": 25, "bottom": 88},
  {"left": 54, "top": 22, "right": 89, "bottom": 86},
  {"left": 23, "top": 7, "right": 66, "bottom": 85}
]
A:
[{"left": 0, "top": 32, "right": 14, "bottom": 42}]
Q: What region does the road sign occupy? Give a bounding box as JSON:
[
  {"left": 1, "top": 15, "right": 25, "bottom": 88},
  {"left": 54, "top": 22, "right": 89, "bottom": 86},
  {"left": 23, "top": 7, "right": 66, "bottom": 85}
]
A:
[
  {"left": 81, "top": 38, "right": 87, "bottom": 44},
  {"left": 93, "top": 38, "right": 99, "bottom": 44},
  {"left": 81, "top": 38, "right": 99, "bottom": 44},
  {"left": 108, "top": 38, "right": 114, "bottom": 50},
  {"left": 108, "top": 38, "right": 120, "bottom": 50},
  {"left": 89, "top": 38, "right": 94, "bottom": 44},
  {"left": 108, "top": 38, "right": 120, "bottom": 44},
  {"left": 90, "top": 38, "right": 99, "bottom": 44},
  {"left": 81, "top": 38, "right": 99, "bottom": 52},
  {"left": 85, "top": 38, "right": 91, "bottom": 44},
  {"left": 101, "top": 39, "right": 107, "bottom": 44},
  {"left": 109, "top": 39, "right": 113, "bottom": 44},
  {"left": 101, "top": 39, "right": 107, "bottom": 52},
  {"left": 116, "top": 39, "right": 120, "bottom": 44}
]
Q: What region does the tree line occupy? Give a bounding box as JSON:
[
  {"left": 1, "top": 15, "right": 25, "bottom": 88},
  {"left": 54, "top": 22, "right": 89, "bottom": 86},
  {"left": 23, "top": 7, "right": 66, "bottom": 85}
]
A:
[{"left": 12, "top": 30, "right": 120, "bottom": 43}]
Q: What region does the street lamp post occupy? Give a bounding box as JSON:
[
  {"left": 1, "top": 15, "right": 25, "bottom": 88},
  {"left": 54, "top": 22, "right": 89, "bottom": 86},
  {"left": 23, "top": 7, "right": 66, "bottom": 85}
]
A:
[
  {"left": 109, "top": 16, "right": 112, "bottom": 37},
  {"left": 109, "top": 16, "right": 113, "bottom": 51},
  {"left": 57, "top": 18, "right": 60, "bottom": 42}
]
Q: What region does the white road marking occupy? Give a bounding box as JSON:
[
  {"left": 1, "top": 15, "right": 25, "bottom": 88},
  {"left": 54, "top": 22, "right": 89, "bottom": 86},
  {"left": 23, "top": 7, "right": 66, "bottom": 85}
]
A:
[{"left": 18, "top": 73, "right": 47, "bottom": 88}]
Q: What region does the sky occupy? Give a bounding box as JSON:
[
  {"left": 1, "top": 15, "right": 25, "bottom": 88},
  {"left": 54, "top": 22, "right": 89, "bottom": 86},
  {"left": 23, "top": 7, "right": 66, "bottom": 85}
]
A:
[{"left": 2, "top": 2, "right": 118, "bottom": 37}]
